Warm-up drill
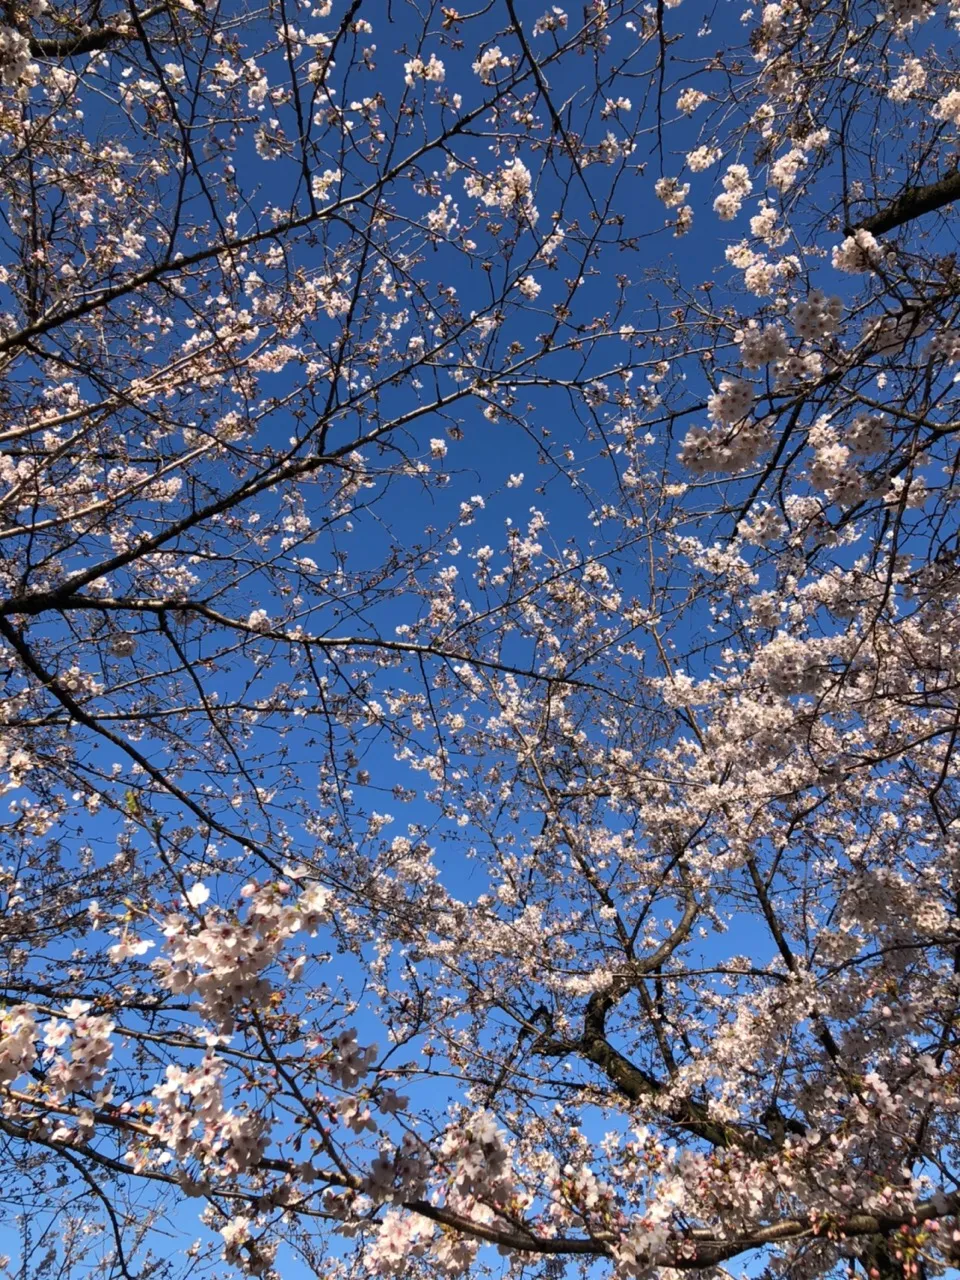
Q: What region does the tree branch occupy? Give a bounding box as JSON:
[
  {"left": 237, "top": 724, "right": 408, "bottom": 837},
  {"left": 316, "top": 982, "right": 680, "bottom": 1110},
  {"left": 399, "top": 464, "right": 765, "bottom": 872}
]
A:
[
  {"left": 28, "top": 4, "right": 168, "bottom": 57},
  {"left": 849, "top": 168, "right": 960, "bottom": 236}
]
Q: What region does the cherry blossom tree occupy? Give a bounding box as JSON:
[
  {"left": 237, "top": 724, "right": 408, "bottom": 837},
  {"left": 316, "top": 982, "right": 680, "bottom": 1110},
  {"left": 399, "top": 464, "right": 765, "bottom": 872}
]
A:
[{"left": 0, "top": 0, "right": 959, "bottom": 1277}]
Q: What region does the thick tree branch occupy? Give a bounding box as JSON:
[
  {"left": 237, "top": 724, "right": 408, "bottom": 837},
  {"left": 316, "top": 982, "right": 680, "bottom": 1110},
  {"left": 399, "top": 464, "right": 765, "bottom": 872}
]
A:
[
  {"left": 849, "top": 168, "right": 960, "bottom": 236},
  {"left": 575, "top": 992, "right": 769, "bottom": 1152},
  {"left": 27, "top": 3, "right": 168, "bottom": 56}
]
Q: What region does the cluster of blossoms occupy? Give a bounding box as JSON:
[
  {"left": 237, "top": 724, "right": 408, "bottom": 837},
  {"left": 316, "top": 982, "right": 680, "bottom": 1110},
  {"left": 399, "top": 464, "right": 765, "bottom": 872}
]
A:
[
  {"left": 472, "top": 45, "right": 511, "bottom": 82},
  {"left": 152, "top": 1056, "right": 226, "bottom": 1159},
  {"left": 791, "top": 289, "right": 843, "bottom": 341},
  {"left": 674, "top": 204, "right": 694, "bottom": 235},
  {"left": 885, "top": 0, "right": 937, "bottom": 27},
  {"left": 601, "top": 96, "right": 633, "bottom": 117},
  {"left": 220, "top": 1214, "right": 276, "bottom": 1277},
  {"left": 749, "top": 631, "right": 838, "bottom": 696},
  {"left": 775, "top": 352, "right": 823, "bottom": 387},
  {"left": 888, "top": 55, "right": 927, "bottom": 100},
  {"left": 330, "top": 1117, "right": 524, "bottom": 1278},
  {"left": 310, "top": 167, "right": 341, "bottom": 201},
  {"left": 738, "top": 322, "right": 791, "bottom": 369},
  {"left": 248, "top": 608, "right": 272, "bottom": 632},
  {"left": 426, "top": 194, "right": 458, "bottom": 237},
  {"left": 654, "top": 176, "right": 690, "bottom": 208},
  {"left": 217, "top": 1109, "right": 271, "bottom": 1177},
  {"left": 769, "top": 147, "right": 807, "bottom": 191},
  {"left": 807, "top": 417, "right": 866, "bottom": 506},
  {"left": 766, "top": 130, "right": 829, "bottom": 192},
  {"left": 726, "top": 241, "right": 799, "bottom": 296},
  {"left": 884, "top": 472, "right": 929, "bottom": 509},
  {"left": 707, "top": 376, "right": 754, "bottom": 425},
  {"left": 153, "top": 879, "right": 333, "bottom": 1032},
  {"left": 679, "top": 416, "right": 772, "bottom": 473},
  {"left": 221, "top": 1216, "right": 255, "bottom": 1268},
  {"left": 464, "top": 158, "right": 537, "bottom": 222},
  {"left": 612, "top": 1215, "right": 673, "bottom": 1278},
  {"left": 687, "top": 145, "right": 720, "bottom": 172},
  {"left": 438, "top": 1111, "right": 517, "bottom": 1208},
  {"left": 738, "top": 502, "right": 787, "bottom": 545},
  {"left": 532, "top": 7, "right": 569, "bottom": 35},
  {"left": 44, "top": 1001, "right": 116, "bottom": 1097},
  {"left": 832, "top": 228, "right": 883, "bottom": 273},
  {"left": 151, "top": 1055, "right": 268, "bottom": 1174},
  {"left": 538, "top": 224, "right": 565, "bottom": 261},
  {"left": 0, "top": 24, "right": 36, "bottom": 91},
  {"left": 749, "top": 204, "right": 788, "bottom": 247},
  {"left": 544, "top": 1155, "right": 613, "bottom": 1227},
  {"left": 929, "top": 328, "right": 960, "bottom": 362},
  {"left": 846, "top": 411, "right": 890, "bottom": 455},
  {"left": 403, "top": 53, "right": 445, "bottom": 86},
  {"left": 0, "top": 1004, "right": 36, "bottom": 1084},
  {"left": 363, "top": 1133, "right": 430, "bottom": 1205},
  {"left": 933, "top": 88, "right": 960, "bottom": 125},
  {"left": 0, "top": 736, "right": 34, "bottom": 792},
  {"left": 676, "top": 87, "right": 708, "bottom": 113},
  {"left": 326, "top": 1028, "right": 379, "bottom": 1089},
  {"left": 367, "top": 1211, "right": 429, "bottom": 1276},
  {"left": 654, "top": 175, "right": 695, "bottom": 233},
  {"left": 713, "top": 163, "right": 752, "bottom": 220}
]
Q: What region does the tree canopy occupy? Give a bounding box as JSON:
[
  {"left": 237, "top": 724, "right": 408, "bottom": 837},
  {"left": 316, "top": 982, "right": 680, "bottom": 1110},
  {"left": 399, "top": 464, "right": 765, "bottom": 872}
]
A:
[{"left": 0, "top": 0, "right": 959, "bottom": 1278}]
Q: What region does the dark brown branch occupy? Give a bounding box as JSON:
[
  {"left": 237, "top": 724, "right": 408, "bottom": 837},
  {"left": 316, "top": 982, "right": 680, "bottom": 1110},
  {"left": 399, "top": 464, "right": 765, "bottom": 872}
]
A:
[
  {"left": 536, "top": 955, "right": 767, "bottom": 1152},
  {"left": 577, "top": 991, "right": 769, "bottom": 1152},
  {"left": 31, "top": 28, "right": 126, "bottom": 55},
  {"left": 28, "top": 4, "right": 169, "bottom": 57},
  {"left": 849, "top": 168, "right": 960, "bottom": 236}
]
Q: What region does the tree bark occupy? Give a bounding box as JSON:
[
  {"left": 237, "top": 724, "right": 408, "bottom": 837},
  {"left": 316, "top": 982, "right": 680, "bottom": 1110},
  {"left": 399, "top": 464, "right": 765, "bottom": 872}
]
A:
[{"left": 849, "top": 168, "right": 960, "bottom": 236}]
